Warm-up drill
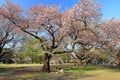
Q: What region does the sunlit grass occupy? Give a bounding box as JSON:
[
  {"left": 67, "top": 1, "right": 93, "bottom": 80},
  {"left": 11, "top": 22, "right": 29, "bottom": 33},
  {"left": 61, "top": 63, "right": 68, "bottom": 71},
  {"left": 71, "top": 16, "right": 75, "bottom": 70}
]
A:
[
  {"left": 83, "top": 69, "right": 120, "bottom": 80},
  {"left": 0, "top": 64, "right": 42, "bottom": 68}
]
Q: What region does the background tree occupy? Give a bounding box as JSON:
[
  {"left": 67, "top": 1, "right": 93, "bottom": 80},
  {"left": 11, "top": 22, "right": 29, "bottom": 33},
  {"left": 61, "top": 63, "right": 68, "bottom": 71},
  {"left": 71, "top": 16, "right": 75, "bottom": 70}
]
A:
[
  {"left": 99, "top": 18, "right": 120, "bottom": 66},
  {"left": 22, "top": 37, "right": 43, "bottom": 63},
  {"left": 0, "top": 16, "right": 14, "bottom": 56},
  {"left": 0, "top": 12, "right": 26, "bottom": 63},
  {"left": 61, "top": 0, "right": 102, "bottom": 66}
]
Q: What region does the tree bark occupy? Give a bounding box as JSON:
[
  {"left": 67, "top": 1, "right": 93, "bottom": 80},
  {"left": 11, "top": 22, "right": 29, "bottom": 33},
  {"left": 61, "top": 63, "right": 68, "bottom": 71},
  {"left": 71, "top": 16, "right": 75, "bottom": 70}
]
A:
[
  {"left": 0, "top": 47, "right": 3, "bottom": 58},
  {"left": 0, "top": 47, "right": 2, "bottom": 54},
  {"left": 116, "top": 56, "right": 120, "bottom": 66},
  {"left": 75, "top": 58, "right": 82, "bottom": 66},
  {"left": 42, "top": 52, "right": 52, "bottom": 73}
]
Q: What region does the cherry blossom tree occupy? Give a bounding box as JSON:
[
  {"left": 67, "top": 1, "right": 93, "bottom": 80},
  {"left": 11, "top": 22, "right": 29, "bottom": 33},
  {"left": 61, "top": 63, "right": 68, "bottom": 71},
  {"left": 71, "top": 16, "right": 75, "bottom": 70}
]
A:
[
  {"left": 99, "top": 18, "right": 120, "bottom": 66},
  {"left": 0, "top": 1, "right": 71, "bottom": 72},
  {"left": 61, "top": 0, "right": 102, "bottom": 65}
]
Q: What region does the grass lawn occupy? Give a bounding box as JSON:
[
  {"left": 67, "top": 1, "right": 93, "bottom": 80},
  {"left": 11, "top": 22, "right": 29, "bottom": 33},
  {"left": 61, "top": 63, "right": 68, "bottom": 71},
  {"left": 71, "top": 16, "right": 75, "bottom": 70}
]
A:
[{"left": 0, "top": 64, "right": 120, "bottom": 80}]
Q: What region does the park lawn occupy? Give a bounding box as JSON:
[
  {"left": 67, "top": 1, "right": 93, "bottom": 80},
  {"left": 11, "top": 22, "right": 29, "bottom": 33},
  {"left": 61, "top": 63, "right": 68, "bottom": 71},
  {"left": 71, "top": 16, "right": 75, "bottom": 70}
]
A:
[{"left": 0, "top": 64, "right": 120, "bottom": 80}]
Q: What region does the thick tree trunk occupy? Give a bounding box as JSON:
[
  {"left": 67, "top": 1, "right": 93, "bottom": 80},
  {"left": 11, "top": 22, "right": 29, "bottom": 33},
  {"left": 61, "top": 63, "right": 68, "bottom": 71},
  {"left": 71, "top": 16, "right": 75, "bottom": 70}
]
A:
[
  {"left": 75, "top": 58, "right": 82, "bottom": 66},
  {"left": 71, "top": 52, "right": 82, "bottom": 66},
  {"left": 0, "top": 47, "right": 2, "bottom": 54},
  {"left": 42, "top": 53, "right": 51, "bottom": 73},
  {"left": 0, "top": 47, "right": 2, "bottom": 59},
  {"left": 117, "top": 54, "right": 120, "bottom": 66}
]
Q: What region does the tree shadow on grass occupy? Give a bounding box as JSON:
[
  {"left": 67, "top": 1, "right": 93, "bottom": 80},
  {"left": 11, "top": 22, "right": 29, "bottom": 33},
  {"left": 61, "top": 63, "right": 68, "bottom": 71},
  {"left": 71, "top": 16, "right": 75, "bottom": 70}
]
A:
[
  {"left": 100, "top": 65, "right": 120, "bottom": 73},
  {"left": 63, "top": 71, "right": 97, "bottom": 80},
  {"left": 0, "top": 67, "right": 19, "bottom": 76},
  {"left": 0, "top": 65, "right": 109, "bottom": 80},
  {"left": 56, "top": 65, "right": 100, "bottom": 80},
  {"left": 2, "top": 65, "right": 94, "bottom": 80},
  {"left": 106, "top": 66, "right": 120, "bottom": 73},
  {"left": 0, "top": 66, "right": 42, "bottom": 80}
]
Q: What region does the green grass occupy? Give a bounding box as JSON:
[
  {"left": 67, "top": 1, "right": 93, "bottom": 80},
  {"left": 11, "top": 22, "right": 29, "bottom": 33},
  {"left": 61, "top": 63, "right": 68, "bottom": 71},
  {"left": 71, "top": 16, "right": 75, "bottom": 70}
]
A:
[{"left": 0, "top": 64, "right": 120, "bottom": 80}]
